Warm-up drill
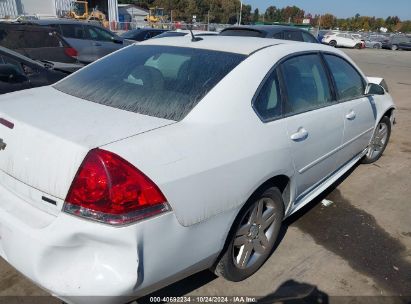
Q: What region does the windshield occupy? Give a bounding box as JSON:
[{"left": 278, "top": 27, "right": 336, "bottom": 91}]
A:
[
  {"left": 220, "top": 29, "right": 265, "bottom": 38},
  {"left": 54, "top": 45, "right": 246, "bottom": 121}
]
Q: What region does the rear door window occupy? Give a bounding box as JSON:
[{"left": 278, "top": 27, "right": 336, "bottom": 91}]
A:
[
  {"left": 86, "top": 26, "right": 114, "bottom": 42},
  {"left": 22, "top": 30, "right": 61, "bottom": 48},
  {"left": 60, "top": 24, "right": 88, "bottom": 39},
  {"left": 253, "top": 70, "right": 282, "bottom": 121},
  {"left": 273, "top": 32, "right": 283, "bottom": 39},
  {"left": 280, "top": 54, "right": 333, "bottom": 115},
  {"left": 302, "top": 31, "right": 317, "bottom": 43},
  {"left": 284, "top": 31, "right": 303, "bottom": 41},
  {"left": 54, "top": 45, "right": 246, "bottom": 121},
  {"left": 47, "top": 24, "right": 63, "bottom": 35},
  {"left": 324, "top": 54, "right": 365, "bottom": 101}
]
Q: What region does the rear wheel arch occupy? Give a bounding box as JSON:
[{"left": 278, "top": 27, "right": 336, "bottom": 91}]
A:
[
  {"left": 212, "top": 175, "right": 290, "bottom": 280},
  {"left": 214, "top": 174, "right": 290, "bottom": 261}
]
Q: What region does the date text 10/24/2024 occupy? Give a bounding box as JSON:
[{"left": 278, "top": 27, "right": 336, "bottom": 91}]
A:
[{"left": 149, "top": 296, "right": 257, "bottom": 303}]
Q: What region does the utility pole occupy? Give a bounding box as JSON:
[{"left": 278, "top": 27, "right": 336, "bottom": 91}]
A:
[{"left": 238, "top": 0, "right": 242, "bottom": 25}]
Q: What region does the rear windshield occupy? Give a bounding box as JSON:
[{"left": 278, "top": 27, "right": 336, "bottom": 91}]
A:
[
  {"left": 120, "top": 29, "right": 144, "bottom": 39},
  {"left": 220, "top": 29, "right": 265, "bottom": 38},
  {"left": 54, "top": 45, "right": 246, "bottom": 121},
  {"left": 0, "top": 27, "right": 62, "bottom": 49}
]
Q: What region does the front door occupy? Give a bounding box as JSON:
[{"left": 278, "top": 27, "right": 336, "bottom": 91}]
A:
[{"left": 323, "top": 54, "right": 376, "bottom": 165}]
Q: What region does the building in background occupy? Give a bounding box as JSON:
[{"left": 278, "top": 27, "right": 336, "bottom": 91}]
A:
[
  {"left": 118, "top": 4, "right": 147, "bottom": 23},
  {"left": 0, "top": 0, "right": 119, "bottom": 22}
]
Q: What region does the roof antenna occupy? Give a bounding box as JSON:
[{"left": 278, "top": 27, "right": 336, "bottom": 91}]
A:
[{"left": 188, "top": 24, "right": 203, "bottom": 42}]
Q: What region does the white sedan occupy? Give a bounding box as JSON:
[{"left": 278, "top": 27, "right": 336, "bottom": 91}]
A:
[
  {"left": 322, "top": 32, "right": 363, "bottom": 48},
  {"left": 0, "top": 36, "right": 395, "bottom": 303}
]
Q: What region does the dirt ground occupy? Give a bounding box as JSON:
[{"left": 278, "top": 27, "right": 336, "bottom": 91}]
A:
[{"left": 0, "top": 48, "right": 410, "bottom": 304}]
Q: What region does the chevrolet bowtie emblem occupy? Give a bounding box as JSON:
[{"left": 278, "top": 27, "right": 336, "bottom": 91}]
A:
[{"left": 0, "top": 138, "right": 6, "bottom": 151}]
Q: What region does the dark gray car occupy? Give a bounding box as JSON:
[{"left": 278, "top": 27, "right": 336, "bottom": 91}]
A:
[
  {"left": 0, "top": 23, "right": 78, "bottom": 63},
  {"left": 382, "top": 35, "right": 410, "bottom": 51},
  {"left": 33, "top": 19, "right": 128, "bottom": 63},
  {"left": 0, "top": 46, "right": 83, "bottom": 94},
  {"left": 220, "top": 25, "right": 319, "bottom": 43}
]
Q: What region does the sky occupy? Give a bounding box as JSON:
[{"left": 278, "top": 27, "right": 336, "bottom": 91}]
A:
[{"left": 243, "top": 0, "right": 411, "bottom": 20}]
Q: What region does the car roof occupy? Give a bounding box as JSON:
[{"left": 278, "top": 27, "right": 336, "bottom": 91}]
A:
[
  {"left": 142, "top": 35, "right": 327, "bottom": 55},
  {"left": 30, "top": 18, "right": 96, "bottom": 25},
  {"left": 221, "top": 25, "right": 310, "bottom": 35},
  {"left": 0, "top": 22, "right": 55, "bottom": 31}
]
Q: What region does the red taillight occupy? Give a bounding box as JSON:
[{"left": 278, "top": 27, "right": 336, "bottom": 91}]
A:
[
  {"left": 64, "top": 47, "right": 78, "bottom": 58},
  {"left": 64, "top": 149, "right": 170, "bottom": 225}
]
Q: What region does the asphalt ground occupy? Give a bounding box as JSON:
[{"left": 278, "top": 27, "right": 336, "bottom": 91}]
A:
[{"left": 0, "top": 47, "right": 410, "bottom": 304}]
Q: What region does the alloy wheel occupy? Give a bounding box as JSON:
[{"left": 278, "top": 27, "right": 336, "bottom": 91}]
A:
[
  {"left": 232, "top": 197, "right": 279, "bottom": 270},
  {"left": 367, "top": 122, "right": 389, "bottom": 160}
]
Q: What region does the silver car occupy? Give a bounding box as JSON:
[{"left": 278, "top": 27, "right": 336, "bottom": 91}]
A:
[{"left": 34, "top": 19, "right": 128, "bottom": 63}]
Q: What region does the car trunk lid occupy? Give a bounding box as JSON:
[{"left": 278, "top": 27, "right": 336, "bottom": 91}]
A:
[{"left": 0, "top": 87, "right": 175, "bottom": 212}]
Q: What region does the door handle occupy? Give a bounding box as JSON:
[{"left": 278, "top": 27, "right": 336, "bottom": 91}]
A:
[
  {"left": 346, "top": 110, "right": 356, "bottom": 120},
  {"left": 93, "top": 42, "right": 102, "bottom": 46},
  {"left": 290, "top": 127, "right": 309, "bottom": 141}
]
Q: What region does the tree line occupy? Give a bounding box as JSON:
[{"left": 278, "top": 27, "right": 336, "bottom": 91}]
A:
[{"left": 118, "top": 0, "right": 411, "bottom": 32}]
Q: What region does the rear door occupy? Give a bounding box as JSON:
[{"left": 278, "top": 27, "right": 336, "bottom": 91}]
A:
[
  {"left": 279, "top": 53, "right": 344, "bottom": 201},
  {"left": 84, "top": 25, "right": 123, "bottom": 59},
  {"left": 323, "top": 54, "right": 375, "bottom": 165}
]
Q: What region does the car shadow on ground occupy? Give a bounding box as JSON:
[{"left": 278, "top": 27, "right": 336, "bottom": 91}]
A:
[
  {"left": 136, "top": 279, "right": 329, "bottom": 304},
  {"left": 135, "top": 163, "right": 362, "bottom": 304}
]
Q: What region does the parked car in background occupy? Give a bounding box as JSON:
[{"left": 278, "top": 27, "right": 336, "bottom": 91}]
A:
[
  {"left": 0, "top": 46, "right": 82, "bottom": 94},
  {"left": 153, "top": 29, "right": 218, "bottom": 38},
  {"left": 317, "top": 30, "right": 334, "bottom": 42},
  {"left": 364, "top": 34, "right": 387, "bottom": 49},
  {"left": 220, "top": 25, "right": 319, "bottom": 43},
  {"left": 0, "top": 23, "right": 78, "bottom": 63},
  {"left": 322, "top": 33, "right": 363, "bottom": 48},
  {"left": 398, "top": 37, "right": 411, "bottom": 51},
  {"left": 362, "top": 35, "right": 384, "bottom": 49},
  {"left": 351, "top": 34, "right": 366, "bottom": 49},
  {"left": 0, "top": 36, "right": 395, "bottom": 303},
  {"left": 32, "top": 19, "right": 130, "bottom": 63},
  {"left": 120, "top": 28, "right": 168, "bottom": 42},
  {"left": 382, "top": 35, "right": 410, "bottom": 50}
]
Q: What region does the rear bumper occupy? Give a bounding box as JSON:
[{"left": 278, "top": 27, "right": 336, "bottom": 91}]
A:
[
  {"left": 0, "top": 173, "right": 224, "bottom": 304},
  {"left": 0, "top": 179, "right": 140, "bottom": 300}
]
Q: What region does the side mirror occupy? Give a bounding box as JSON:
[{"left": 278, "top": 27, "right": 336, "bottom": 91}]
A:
[
  {"left": 0, "top": 64, "right": 28, "bottom": 83},
  {"left": 365, "top": 83, "right": 385, "bottom": 95}
]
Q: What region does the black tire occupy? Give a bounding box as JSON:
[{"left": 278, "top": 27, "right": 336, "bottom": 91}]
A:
[
  {"left": 373, "top": 44, "right": 380, "bottom": 49},
  {"left": 355, "top": 43, "right": 362, "bottom": 49},
  {"left": 213, "top": 187, "right": 284, "bottom": 282},
  {"left": 362, "top": 116, "right": 391, "bottom": 164},
  {"left": 391, "top": 44, "right": 398, "bottom": 51},
  {"left": 329, "top": 40, "right": 337, "bottom": 47}
]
